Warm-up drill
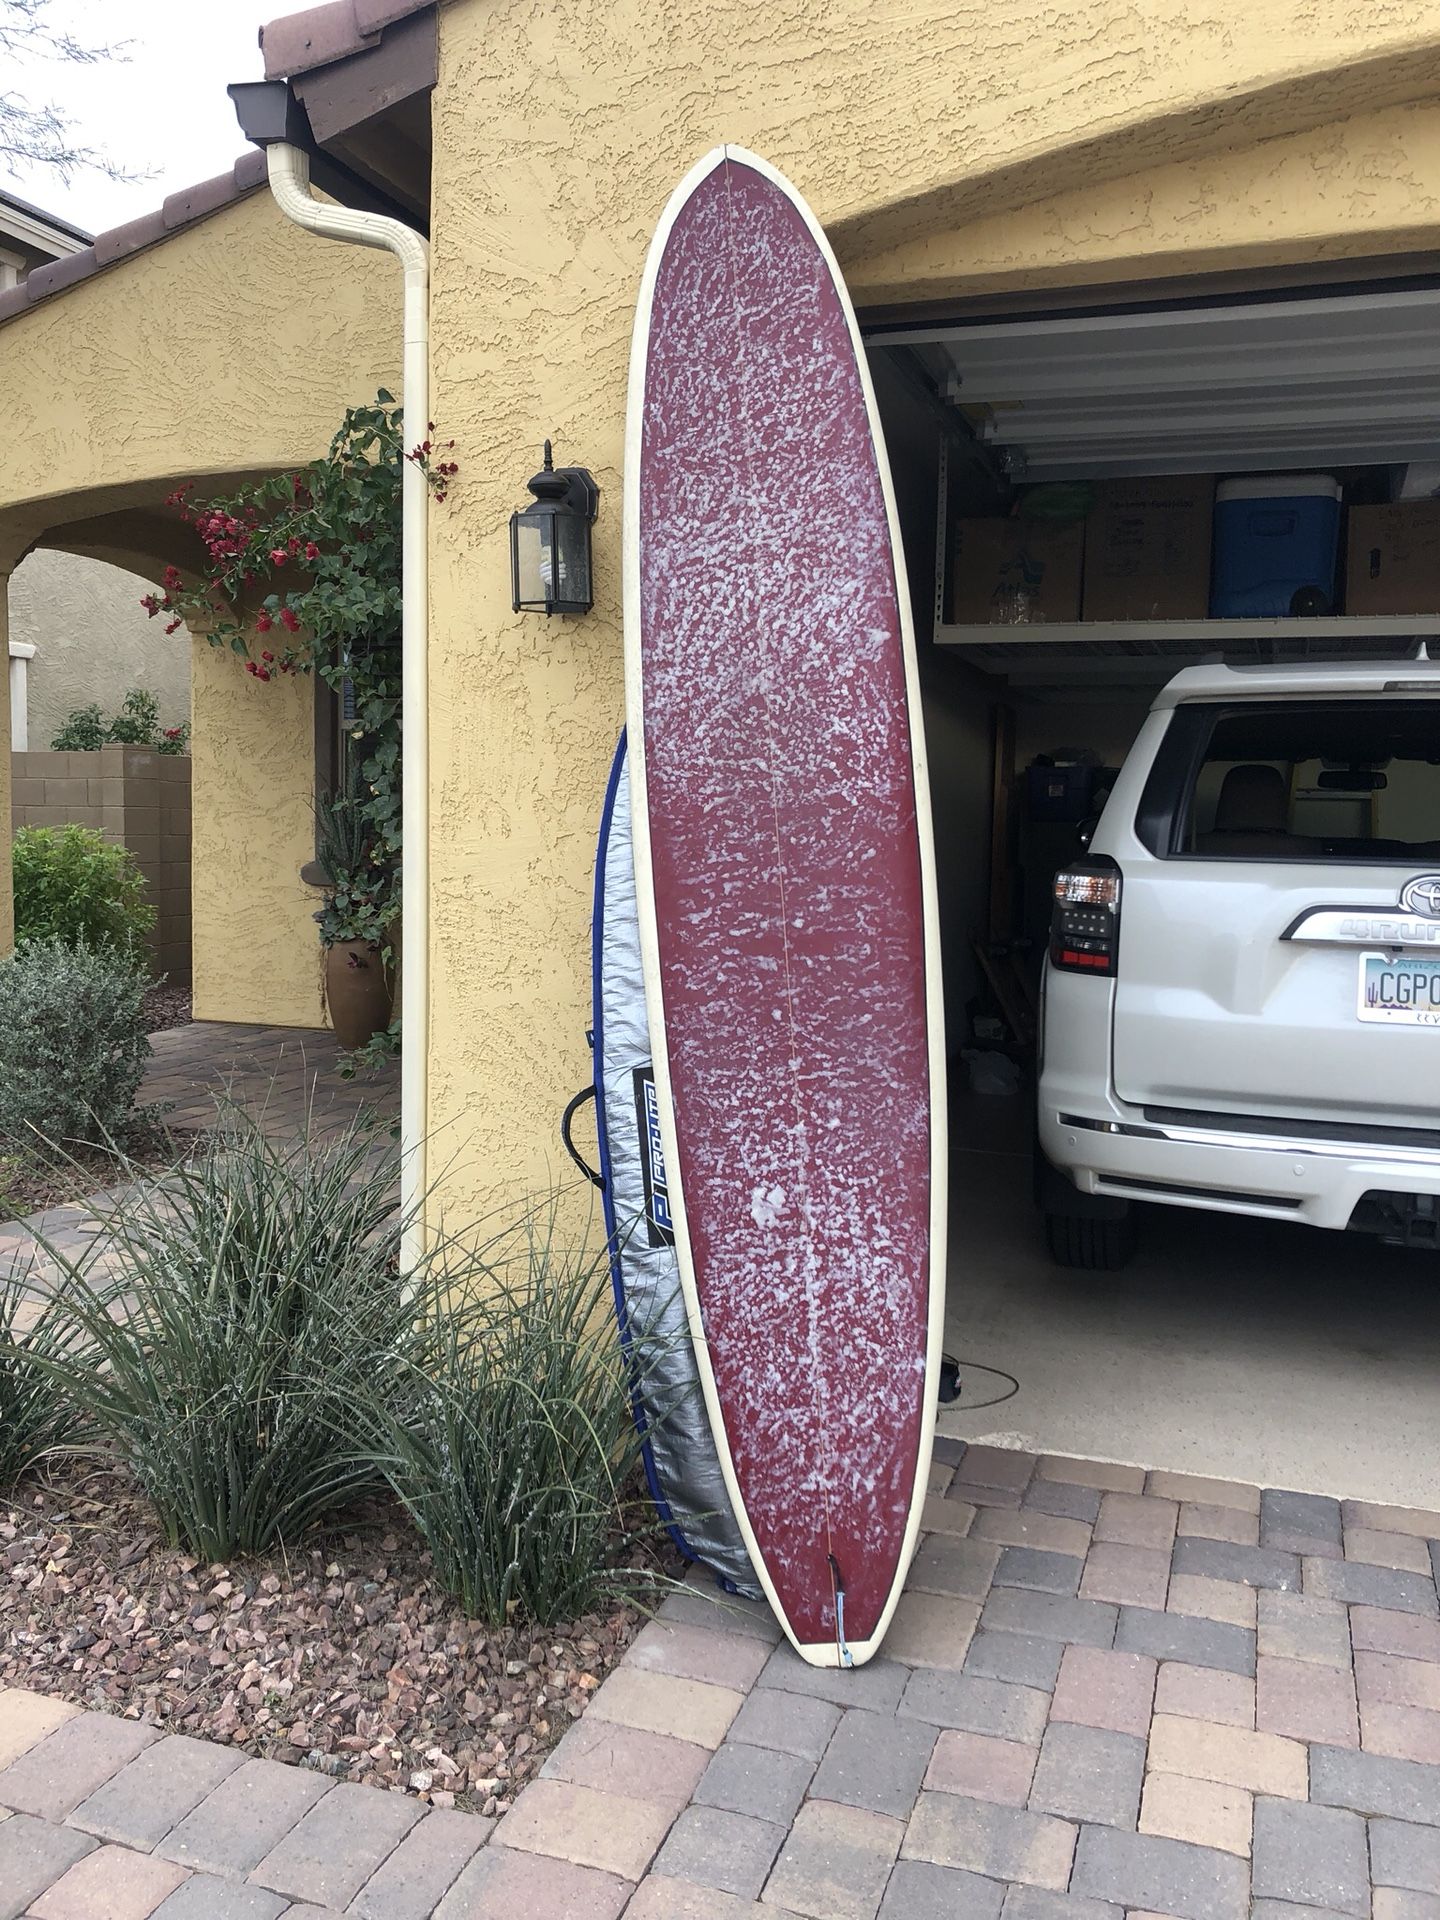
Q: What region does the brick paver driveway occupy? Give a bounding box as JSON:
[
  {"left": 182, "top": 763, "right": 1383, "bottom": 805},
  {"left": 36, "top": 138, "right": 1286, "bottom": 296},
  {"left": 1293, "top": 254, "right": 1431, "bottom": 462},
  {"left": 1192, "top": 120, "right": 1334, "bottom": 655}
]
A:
[{"left": 3, "top": 1443, "right": 1439, "bottom": 1917}]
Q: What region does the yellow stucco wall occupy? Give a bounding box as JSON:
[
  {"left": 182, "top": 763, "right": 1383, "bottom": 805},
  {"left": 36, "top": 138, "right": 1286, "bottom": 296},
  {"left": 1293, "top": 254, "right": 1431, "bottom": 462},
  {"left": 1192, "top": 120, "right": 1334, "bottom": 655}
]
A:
[
  {"left": 850, "top": 99, "right": 1440, "bottom": 306},
  {"left": 424, "top": 0, "right": 1440, "bottom": 1221},
  {"left": 0, "top": 557, "right": 15, "bottom": 953},
  {"left": 190, "top": 632, "right": 324, "bottom": 1028},
  {"left": 1, "top": 187, "right": 399, "bottom": 1024},
  {"left": 0, "top": 190, "right": 399, "bottom": 528}
]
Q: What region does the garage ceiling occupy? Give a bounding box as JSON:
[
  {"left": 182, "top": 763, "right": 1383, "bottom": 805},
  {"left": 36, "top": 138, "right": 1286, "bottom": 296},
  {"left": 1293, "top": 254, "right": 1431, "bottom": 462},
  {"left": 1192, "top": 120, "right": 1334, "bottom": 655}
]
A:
[{"left": 872, "top": 285, "right": 1440, "bottom": 481}]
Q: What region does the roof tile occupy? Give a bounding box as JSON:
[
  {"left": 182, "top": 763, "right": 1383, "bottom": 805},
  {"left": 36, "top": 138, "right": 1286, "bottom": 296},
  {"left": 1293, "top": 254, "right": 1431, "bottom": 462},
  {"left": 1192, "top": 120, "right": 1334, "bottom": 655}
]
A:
[
  {"left": 23, "top": 250, "right": 96, "bottom": 299},
  {"left": 260, "top": 0, "right": 431, "bottom": 80},
  {"left": 0, "top": 157, "right": 266, "bottom": 328},
  {"left": 93, "top": 211, "right": 168, "bottom": 268},
  {"left": 163, "top": 168, "right": 252, "bottom": 230}
]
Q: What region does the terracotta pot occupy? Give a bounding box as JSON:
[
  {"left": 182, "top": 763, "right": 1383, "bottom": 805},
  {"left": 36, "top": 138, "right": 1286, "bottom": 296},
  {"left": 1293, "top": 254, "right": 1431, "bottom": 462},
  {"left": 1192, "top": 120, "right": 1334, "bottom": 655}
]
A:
[{"left": 324, "top": 938, "right": 393, "bottom": 1048}]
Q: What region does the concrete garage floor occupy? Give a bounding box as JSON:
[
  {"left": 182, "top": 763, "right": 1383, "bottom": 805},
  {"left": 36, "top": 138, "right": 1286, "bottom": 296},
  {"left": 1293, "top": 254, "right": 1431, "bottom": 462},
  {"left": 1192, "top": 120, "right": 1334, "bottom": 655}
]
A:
[{"left": 937, "top": 1090, "right": 1440, "bottom": 1510}]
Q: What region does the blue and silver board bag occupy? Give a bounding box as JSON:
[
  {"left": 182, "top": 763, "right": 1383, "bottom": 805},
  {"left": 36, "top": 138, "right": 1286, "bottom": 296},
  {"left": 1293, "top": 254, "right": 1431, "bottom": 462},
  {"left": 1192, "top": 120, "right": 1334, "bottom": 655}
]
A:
[{"left": 582, "top": 732, "right": 756, "bottom": 1596}]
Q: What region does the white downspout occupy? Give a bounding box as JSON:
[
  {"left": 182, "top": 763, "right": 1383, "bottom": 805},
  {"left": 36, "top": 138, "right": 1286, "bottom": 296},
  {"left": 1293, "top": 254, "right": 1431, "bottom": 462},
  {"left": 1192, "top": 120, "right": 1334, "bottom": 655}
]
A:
[
  {"left": 264, "top": 142, "right": 430, "bottom": 1270},
  {"left": 8, "top": 641, "right": 34, "bottom": 751}
]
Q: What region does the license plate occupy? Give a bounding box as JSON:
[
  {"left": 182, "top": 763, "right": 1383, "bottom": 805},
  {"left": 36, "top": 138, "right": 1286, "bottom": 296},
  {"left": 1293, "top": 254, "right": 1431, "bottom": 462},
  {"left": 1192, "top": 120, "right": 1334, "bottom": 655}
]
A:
[{"left": 1358, "top": 952, "right": 1440, "bottom": 1026}]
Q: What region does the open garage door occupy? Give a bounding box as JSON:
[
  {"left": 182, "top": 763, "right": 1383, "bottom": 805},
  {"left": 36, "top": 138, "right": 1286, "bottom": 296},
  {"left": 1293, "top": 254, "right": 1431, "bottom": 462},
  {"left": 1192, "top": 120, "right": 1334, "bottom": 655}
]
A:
[{"left": 851, "top": 269, "right": 1440, "bottom": 1501}]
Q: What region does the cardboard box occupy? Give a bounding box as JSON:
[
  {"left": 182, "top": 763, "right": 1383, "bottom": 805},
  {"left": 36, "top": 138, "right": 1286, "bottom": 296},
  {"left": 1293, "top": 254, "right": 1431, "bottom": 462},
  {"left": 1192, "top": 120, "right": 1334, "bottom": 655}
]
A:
[
  {"left": 949, "top": 517, "right": 1083, "bottom": 625},
  {"left": 1082, "top": 475, "right": 1215, "bottom": 621},
  {"left": 1345, "top": 502, "right": 1440, "bottom": 615}
]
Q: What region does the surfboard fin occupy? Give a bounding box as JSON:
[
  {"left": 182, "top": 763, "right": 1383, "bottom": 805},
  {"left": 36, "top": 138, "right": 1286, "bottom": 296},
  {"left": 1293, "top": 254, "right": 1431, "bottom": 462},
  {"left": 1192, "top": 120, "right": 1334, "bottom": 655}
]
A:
[{"left": 827, "top": 1553, "right": 855, "bottom": 1668}]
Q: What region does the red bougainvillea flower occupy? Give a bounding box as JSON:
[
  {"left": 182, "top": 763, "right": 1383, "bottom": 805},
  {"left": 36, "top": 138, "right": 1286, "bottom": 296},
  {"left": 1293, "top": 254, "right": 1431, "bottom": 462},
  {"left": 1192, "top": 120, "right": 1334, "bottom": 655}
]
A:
[
  {"left": 260, "top": 650, "right": 274, "bottom": 663},
  {"left": 279, "top": 607, "right": 300, "bottom": 633},
  {"left": 256, "top": 667, "right": 271, "bottom": 682},
  {"left": 304, "top": 542, "right": 320, "bottom": 562},
  {"left": 270, "top": 549, "right": 288, "bottom": 566},
  {"left": 164, "top": 619, "right": 183, "bottom": 635},
  {"left": 255, "top": 613, "right": 273, "bottom": 634}
]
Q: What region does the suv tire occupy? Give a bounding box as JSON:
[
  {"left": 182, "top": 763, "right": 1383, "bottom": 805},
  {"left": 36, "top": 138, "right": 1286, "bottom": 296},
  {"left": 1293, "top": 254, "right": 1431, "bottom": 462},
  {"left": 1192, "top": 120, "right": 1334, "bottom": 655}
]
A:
[
  {"left": 1033, "top": 1128, "right": 1137, "bottom": 1271},
  {"left": 1044, "top": 1208, "right": 1137, "bottom": 1272}
]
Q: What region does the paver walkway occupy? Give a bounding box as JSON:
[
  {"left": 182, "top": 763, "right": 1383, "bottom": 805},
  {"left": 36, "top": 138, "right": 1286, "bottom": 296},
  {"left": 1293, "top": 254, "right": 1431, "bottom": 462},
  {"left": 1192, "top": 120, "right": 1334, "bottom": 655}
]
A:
[
  {"left": 140, "top": 1022, "right": 398, "bottom": 1137},
  {"left": 0, "top": 1022, "right": 397, "bottom": 1288},
  {"left": 4, "top": 1444, "right": 1440, "bottom": 1918}
]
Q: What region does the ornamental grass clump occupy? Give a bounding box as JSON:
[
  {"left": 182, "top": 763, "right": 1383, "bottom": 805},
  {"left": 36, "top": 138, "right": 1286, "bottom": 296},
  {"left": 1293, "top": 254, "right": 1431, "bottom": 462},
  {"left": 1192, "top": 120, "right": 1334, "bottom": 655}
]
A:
[
  {"left": 0, "top": 1267, "right": 87, "bottom": 1494},
  {"left": 373, "top": 1206, "right": 665, "bottom": 1628},
  {"left": 37, "top": 1104, "right": 414, "bottom": 1562}
]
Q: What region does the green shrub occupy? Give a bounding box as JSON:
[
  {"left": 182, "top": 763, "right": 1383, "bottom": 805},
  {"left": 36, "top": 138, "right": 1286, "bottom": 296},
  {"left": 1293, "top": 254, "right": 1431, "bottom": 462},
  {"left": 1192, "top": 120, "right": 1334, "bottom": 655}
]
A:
[
  {"left": 105, "top": 688, "right": 162, "bottom": 745},
  {"left": 0, "top": 940, "right": 151, "bottom": 1148},
  {"left": 0, "top": 1266, "right": 86, "bottom": 1493},
  {"left": 12, "top": 825, "right": 156, "bottom": 953},
  {"left": 38, "top": 1106, "right": 416, "bottom": 1561},
  {"left": 49, "top": 703, "right": 106, "bottom": 751},
  {"left": 371, "top": 1207, "right": 663, "bottom": 1627},
  {"left": 50, "top": 689, "right": 189, "bottom": 755}
]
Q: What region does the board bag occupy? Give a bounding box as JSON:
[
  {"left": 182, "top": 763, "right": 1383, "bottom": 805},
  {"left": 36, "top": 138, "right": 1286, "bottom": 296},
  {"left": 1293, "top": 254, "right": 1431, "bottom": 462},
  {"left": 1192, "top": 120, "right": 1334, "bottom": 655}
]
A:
[{"left": 587, "top": 733, "right": 756, "bottom": 1596}]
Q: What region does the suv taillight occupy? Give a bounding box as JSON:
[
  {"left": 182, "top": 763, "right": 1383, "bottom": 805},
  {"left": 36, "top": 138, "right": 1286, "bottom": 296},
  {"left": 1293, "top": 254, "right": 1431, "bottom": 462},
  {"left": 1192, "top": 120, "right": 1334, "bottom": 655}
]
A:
[{"left": 1050, "top": 860, "right": 1122, "bottom": 976}]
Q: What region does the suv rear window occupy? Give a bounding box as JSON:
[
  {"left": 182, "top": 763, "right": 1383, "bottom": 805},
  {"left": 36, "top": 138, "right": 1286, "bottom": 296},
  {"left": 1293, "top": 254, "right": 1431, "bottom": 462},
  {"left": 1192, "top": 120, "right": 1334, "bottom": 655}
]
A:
[{"left": 1139, "top": 699, "right": 1440, "bottom": 862}]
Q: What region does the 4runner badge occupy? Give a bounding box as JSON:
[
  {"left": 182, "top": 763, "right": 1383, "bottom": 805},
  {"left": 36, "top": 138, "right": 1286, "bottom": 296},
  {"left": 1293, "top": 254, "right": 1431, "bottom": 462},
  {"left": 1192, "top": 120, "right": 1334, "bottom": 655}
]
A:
[{"left": 1400, "top": 875, "right": 1440, "bottom": 920}]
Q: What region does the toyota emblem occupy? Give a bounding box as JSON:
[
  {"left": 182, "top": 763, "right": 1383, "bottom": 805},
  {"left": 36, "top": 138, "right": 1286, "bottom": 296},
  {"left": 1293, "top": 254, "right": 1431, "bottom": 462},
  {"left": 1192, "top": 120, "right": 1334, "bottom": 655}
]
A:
[{"left": 1400, "top": 874, "right": 1440, "bottom": 919}]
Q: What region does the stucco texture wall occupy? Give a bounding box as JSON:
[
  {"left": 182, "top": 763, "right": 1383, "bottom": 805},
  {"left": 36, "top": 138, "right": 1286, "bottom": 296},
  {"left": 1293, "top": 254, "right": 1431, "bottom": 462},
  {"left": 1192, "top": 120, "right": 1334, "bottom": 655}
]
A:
[
  {"left": 850, "top": 98, "right": 1440, "bottom": 307},
  {"left": 190, "top": 634, "right": 324, "bottom": 1029},
  {"left": 0, "top": 186, "right": 399, "bottom": 1024},
  {"left": 10, "top": 551, "right": 190, "bottom": 749},
  {"left": 423, "top": 0, "right": 1440, "bottom": 1222}
]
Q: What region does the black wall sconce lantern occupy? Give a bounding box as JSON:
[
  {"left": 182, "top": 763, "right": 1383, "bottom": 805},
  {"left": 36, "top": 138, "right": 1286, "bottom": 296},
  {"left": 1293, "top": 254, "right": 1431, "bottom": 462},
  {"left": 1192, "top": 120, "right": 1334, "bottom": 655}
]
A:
[{"left": 509, "top": 441, "right": 600, "bottom": 616}]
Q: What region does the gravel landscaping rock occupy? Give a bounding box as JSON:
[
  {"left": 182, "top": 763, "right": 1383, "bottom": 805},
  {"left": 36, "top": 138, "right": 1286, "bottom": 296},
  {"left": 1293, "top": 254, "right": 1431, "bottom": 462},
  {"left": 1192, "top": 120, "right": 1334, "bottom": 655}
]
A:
[{"left": 0, "top": 1465, "right": 664, "bottom": 1817}]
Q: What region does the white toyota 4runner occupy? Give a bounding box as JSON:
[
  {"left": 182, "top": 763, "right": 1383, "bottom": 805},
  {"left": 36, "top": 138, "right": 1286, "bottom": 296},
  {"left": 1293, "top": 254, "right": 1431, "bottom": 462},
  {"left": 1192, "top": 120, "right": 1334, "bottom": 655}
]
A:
[{"left": 1037, "top": 655, "right": 1440, "bottom": 1270}]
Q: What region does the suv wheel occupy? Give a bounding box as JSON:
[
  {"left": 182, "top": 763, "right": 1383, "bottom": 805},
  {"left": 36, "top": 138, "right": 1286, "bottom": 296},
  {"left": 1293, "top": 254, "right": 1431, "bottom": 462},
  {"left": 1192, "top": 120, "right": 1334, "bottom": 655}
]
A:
[{"left": 1044, "top": 1208, "right": 1137, "bottom": 1272}]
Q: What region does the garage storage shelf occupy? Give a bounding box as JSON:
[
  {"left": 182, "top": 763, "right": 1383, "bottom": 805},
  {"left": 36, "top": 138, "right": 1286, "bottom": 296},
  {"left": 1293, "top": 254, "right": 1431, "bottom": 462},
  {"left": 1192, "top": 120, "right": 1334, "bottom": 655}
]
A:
[
  {"left": 935, "top": 614, "right": 1440, "bottom": 646},
  {"left": 934, "top": 613, "right": 1440, "bottom": 687}
]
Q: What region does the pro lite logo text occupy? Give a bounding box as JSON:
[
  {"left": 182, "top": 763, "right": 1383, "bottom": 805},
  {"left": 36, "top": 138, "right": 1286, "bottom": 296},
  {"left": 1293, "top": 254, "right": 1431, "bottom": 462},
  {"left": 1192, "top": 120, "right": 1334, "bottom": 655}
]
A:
[
  {"left": 1400, "top": 875, "right": 1440, "bottom": 920},
  {"left": 633, "top": 1066, "right": 675, "bottom": 1248}
]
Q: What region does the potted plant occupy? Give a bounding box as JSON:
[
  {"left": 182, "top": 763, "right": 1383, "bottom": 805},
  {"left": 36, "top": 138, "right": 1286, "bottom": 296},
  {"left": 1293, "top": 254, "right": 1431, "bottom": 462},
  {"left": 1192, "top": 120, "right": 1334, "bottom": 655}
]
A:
[{"left": 313, "top": 776, "right": 394, "bottom": 1049}]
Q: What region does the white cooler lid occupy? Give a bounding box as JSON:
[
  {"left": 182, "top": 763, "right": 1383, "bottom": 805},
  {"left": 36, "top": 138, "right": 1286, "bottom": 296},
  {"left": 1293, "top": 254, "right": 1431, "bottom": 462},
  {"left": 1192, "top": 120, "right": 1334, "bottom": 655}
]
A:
[{"left": 1216, "top": 474, "right": 1341, "bottom": 502}]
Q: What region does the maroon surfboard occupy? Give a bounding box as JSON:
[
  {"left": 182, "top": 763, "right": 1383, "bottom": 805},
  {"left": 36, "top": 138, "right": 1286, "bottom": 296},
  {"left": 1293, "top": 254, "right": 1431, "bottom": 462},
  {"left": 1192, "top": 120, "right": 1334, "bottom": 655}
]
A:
[{"left": 624, "top": 148, "right": 946, "bottom": 1666}]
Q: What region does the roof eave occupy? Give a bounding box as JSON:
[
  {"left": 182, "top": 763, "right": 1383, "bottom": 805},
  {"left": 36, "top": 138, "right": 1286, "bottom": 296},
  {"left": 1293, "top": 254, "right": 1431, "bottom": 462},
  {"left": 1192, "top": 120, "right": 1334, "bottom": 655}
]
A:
[{"left": 244, "top": 0, "right": 434, "bottom": 229}]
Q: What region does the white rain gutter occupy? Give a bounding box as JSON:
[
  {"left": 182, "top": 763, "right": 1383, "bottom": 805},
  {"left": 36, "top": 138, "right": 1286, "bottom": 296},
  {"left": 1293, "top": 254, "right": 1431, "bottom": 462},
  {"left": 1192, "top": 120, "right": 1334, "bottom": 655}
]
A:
[
  {"left": 264, "top": 142, "right": 431, "bottom": 1270},
  {"left": 8, "top": 640, "right": 35, "bottom": 751}
]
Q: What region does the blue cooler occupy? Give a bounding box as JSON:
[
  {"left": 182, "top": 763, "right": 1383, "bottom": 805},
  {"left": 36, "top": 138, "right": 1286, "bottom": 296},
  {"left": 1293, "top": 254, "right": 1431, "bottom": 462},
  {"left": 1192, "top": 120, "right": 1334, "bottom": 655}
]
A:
[{"left": 1210, "top": 475, "right": 1341, "bottom": 617}]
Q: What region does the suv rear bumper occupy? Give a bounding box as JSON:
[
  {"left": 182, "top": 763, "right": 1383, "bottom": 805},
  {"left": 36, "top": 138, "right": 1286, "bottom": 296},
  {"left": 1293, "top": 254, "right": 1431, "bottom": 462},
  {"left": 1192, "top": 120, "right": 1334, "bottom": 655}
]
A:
[{"left": 1040, "top": 1102, "right": 1440, "bottom": 1234}]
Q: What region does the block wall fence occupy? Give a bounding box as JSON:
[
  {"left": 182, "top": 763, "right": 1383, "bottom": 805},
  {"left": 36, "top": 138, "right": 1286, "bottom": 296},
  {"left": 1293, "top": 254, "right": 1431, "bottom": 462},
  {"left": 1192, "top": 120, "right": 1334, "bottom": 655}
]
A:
[{"left": 10, "top": 746, "right": 191, "bottom": 985}]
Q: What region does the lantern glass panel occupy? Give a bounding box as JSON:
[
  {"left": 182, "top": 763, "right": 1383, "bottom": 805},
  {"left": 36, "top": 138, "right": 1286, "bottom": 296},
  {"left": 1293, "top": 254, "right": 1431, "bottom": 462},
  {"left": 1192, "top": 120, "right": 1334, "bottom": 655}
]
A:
[
  {"left": 554, "top": 513, "right": 592, "bottom": 610},
  {"left": 511, "top": 513, "right": 555, "bottom": 610}
]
